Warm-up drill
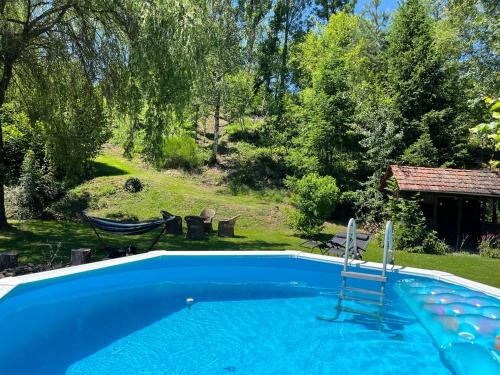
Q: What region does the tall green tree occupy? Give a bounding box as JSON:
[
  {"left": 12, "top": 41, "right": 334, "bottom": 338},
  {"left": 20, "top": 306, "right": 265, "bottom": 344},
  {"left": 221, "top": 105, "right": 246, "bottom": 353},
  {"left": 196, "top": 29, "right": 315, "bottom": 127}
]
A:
[
  {"left": 196, "top": 0, "right": 242, "bottom": 159},
  {"left": 290, "top": 13, "right": 364, "bottom": 189},
  {"left": 237, "top": 0, "right": 272, "bottom": 69},
  {"left": 257, "top": 0, "right": 307, "bottom": 118},
  {"left": 125, "top": 0, "right": 207, "bottom": 165},
  {"left": 387, "top": 0, "right": 461, "bottom": 165},
  {"left": 445, "top": 0, "right": 499, "bottom": 97},
  {"left": 313, "top": 0, "right": 355, "bottom": 22},
  {"left": 0, "top": 0, "right": 133, "bottom": 227}
]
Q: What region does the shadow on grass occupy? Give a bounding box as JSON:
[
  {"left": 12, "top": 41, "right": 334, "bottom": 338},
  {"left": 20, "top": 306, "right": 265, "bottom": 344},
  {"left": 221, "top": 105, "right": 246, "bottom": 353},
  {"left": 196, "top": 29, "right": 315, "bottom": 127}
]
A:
[
  {"left": 156, "top": 235, "right": 290, "bottom": 251},
  {"left": 91, "top": 161, "right": 129, "bottom": 177},
  {"left": 1, "top": 221, "right": 294, "bottom": 264}
]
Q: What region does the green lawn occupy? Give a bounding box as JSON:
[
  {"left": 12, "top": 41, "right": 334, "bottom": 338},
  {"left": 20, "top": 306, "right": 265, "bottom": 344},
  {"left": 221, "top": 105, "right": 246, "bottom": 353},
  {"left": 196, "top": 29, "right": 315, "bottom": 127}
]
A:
[{"left": 1, "top": 147, "right": 499, "bottom": 287}]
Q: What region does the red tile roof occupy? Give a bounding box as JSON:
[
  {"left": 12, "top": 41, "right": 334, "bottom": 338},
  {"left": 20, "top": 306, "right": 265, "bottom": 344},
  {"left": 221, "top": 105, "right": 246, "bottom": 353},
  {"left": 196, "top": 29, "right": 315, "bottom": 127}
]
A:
[{"left": 384, "top": 165, "right": 500, "bottom": 197}]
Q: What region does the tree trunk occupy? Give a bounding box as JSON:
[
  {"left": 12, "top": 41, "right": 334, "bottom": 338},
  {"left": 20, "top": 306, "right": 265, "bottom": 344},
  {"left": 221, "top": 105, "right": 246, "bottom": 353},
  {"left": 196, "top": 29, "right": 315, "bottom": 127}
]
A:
[
  {"left": 213, "top": 94, "right": 221, "bottom": 159},
  {"left": 277, "top": 0, "right": 291, "bottom": 117},
  {"left": 246, "top": 0, "right": 257, "bottom": 68},
  {"left": 71, "top": 248, "right": 92, "bottom": 266},
  {"left": 0, "top": 251, "right": 18, "bottom": 271},
  {"left": 0, "top": 55, "right": 16, "bottom": 228}
]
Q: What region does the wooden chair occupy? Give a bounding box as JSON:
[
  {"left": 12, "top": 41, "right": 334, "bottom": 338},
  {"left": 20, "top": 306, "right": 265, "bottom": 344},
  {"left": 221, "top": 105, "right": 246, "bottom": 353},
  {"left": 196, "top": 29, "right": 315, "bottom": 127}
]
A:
[
  {"left": 200, "top": 208, "right": 216, "bottom": 233},
  {"left": 161, "top": 210, "right": 183, "bottom": 234},
  {"left": 217, "top": 215, "right": 240, "bottom": 238},
  {"left": 184, "top": 215, "right": 205, "bottom": 240}
]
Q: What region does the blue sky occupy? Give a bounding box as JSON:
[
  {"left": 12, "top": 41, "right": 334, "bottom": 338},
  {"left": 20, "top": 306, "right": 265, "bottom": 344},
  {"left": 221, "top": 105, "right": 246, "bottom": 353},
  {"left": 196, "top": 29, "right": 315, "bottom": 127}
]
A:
[{"left": 355, "top": 0, "right": 399, "bottom": 14}]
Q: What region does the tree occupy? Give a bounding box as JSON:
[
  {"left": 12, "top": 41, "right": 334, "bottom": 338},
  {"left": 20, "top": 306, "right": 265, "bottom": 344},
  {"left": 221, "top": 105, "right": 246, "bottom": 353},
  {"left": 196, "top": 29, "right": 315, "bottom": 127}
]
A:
[
  {"left": 469, "top": 97, "right": 500, "bottom": 167},
  {"left": 387, "top": 0, "right": 461, "bottom": 165},
  {"left": 256, "top": 0, "right": 307, "bottom": 118},
  {"left": 237, "top": 0, "right": 272, "bottom": 69},
  {"left": 196, "top": 0, "right": 242, "bottom": 159},
  {"left": 387, "top": 0, "right": 443, "bottom": 144},
  {"left": 400, "top": 132, "right": 439, "bottom": 167},
  {"left": 290, "top": 12, "right": 364, "bottom": 189},
  {"left": 361, "top": 0, "right": 390, "bottom": 74},
  {"left": 313, "top": 0, "right": 355, "bottom": 22},
  {"left": 125, "top": 1, "right": 207, "bottom": 165},
  {"left": 0, "top": 0, "right": 133, "bottom": 227},
  {"left": 445, "top": 0, "right": 499, "bottom": 97}
]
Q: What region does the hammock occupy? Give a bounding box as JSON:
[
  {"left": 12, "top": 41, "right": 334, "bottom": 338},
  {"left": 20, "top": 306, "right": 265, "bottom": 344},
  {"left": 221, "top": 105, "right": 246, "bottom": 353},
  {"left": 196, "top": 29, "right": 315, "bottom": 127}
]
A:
[{"left": 83, "top": 211, "right": 176, "bottom": 253}]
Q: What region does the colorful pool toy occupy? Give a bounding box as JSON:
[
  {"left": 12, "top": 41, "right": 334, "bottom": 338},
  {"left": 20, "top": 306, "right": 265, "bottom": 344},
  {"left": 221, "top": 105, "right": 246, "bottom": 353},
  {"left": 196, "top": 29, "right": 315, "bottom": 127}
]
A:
[{"left": 395, "top": 279, "right": 500, "bottom": 374}]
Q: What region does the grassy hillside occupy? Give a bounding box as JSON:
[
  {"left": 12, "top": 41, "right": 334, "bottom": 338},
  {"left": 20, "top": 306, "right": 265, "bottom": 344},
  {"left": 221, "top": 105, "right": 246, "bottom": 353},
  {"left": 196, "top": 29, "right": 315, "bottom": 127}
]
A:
[{"left": 1, "top": 147, "right": 499, "bottom": 287}]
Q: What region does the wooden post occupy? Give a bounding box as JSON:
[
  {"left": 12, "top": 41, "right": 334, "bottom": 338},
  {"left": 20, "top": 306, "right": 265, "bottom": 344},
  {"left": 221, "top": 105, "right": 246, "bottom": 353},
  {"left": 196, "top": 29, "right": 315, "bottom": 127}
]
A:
[
  {"left": 493, "top": 199, "right": 497, "bottom": 224},
  {"left": 0, "top": 251, "right": 18, "bottom": 270},
  {"left": 432, "top": 196, "right": 438, "bottom": 230},
  {"left": 71, "top": 248, "right": 91, "bottom": 266},
  {"left": 456, "top": 198, "right": 463, "bottom": 250}
]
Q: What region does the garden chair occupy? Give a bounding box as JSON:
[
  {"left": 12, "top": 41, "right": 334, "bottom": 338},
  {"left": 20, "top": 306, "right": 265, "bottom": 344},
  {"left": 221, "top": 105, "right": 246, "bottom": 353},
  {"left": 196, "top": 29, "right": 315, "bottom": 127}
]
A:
[
  {"left": 83, "top": 211, "right": 176, "bottom": 255},
  {"left": 200, "top": 208, "right": 216, "bottom": 233},
  {"left": 302, "top": 232, "right": 371, "bottom": 259},
  {"left": 217, "top": 215, "right": 240, "bottom": 237},
  {"left": 161, "top": 210, "right": 183, "bottom": 235},
  {"left": 185, "top": 215, "right": 206, "bottom": 240}
]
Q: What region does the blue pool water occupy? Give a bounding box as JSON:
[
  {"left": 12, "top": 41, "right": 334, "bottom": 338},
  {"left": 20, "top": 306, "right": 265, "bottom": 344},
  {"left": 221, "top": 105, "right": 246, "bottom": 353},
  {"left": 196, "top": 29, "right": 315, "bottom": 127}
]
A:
[{"left": 0, "top": 255, "right": 498, "bottom": 374}]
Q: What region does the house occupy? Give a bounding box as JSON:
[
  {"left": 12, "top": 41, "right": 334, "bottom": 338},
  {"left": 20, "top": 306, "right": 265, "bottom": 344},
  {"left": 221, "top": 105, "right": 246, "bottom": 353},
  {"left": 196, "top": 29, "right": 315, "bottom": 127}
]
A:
[{"left": 382, "top": 165, "right": 500, "bottom": 248}]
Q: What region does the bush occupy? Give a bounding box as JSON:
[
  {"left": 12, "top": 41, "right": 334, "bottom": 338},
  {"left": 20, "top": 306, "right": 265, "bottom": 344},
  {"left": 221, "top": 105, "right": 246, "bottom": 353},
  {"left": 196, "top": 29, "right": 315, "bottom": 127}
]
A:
[
  {"left": 124, "top": 177, "right": 143, "bottom": 193},
  {"left": 0, "top": 103, "right": 40, "bottom": 184},
  {"left": 286, "top": 173, "right": 340, "bottom": 236},
  {"left": 478, "top": 234, "right": 500, "bottom": 259},
  {"left": 161, "top": 135, "right": 207, "bottom": 170},
  {"left": 386, "top": 178, "right": 448, "bottom": 254},
  {"left": 228, "top": 143, "right": 287, "bottom": 189},
  {"left": 351, "top": 177, "right": 386, "bottom": 232},
  {"left": 45, "top": 192, "right": 90, "bottom": 221},
  {"left": 10, "top": 151, "right": 61, "bottom": 219}
]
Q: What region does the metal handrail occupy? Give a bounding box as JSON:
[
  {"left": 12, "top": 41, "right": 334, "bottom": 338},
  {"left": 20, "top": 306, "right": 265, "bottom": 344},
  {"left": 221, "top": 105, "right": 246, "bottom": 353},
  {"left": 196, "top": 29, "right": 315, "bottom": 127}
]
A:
[
  {"left": 382, "top": 221, "right": 394, "bottom": 277},
  {"left": 343, "top": 218, "right": 357, "bottom": 271}
]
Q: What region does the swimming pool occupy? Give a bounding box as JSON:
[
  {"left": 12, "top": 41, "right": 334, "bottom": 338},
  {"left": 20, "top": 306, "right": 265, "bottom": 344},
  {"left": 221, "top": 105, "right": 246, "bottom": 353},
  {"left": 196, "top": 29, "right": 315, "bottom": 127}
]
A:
[{"left": 0, "top": 251, "right": 498, "bottom": 374}]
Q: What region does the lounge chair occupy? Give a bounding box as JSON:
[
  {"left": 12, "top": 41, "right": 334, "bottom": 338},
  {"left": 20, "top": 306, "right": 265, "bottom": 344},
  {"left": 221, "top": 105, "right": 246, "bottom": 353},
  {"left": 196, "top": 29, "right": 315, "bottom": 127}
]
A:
[
  {"left": 161, "top": 210, "right": 183, "bottom": 234},
  {"left": 302, "top": 232, "right": 371, "bottom": 259},
  {"left": 83, "top": 211, "right": 176, "bottom": 255},
  {"left": 200, "top": 208, "right": 216, "bottom": 233},
  {"left": 217, "top": 215, "right": 240, "bottom": 237},
  {"left": 184, "top": 215, "right": 205, "bottom": 240}
]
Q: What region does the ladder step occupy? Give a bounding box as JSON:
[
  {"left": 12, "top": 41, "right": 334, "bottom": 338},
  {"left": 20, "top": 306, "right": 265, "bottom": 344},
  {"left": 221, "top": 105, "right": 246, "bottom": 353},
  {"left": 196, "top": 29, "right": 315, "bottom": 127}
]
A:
[
  {"left": 342, "top": 271, "right": 387, "bottom": 282},
  {"left": 344, "top": 286, "right": 383, "bottom": 296},
  {"left": 336, "top": 306, "right": 381, "bottom": 318},
  {"left": 341, "top": 295, "right": 383, "bottom": 305}
]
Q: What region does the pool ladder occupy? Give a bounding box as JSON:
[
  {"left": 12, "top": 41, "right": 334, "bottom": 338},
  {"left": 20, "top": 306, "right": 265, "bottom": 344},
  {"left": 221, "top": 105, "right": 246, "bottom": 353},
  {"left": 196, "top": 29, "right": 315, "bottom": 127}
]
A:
[{"left": 337, "top": 219, "right": 394, "bottom": 318}]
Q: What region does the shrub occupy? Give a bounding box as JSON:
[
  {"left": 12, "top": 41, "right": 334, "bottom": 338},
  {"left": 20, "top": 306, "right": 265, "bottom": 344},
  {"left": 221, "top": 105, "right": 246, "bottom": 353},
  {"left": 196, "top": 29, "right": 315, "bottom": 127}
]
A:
[
  {"left": 10, "top": 151, "right": 61, "bottom": 219},
  {"left": 124, "top": 177, "right": 143, "bottom": 193},
  {"left": 286, "top": 173, "right": 340, "bottom": 236},
  {"left": 45, "top": 192, "right": 90, "bottom": 222},
  {"left": 386, "top": 178, "right": 448, "bottom": 254},
  {"left": 225, "top": 119, "right": 263, "bottom": 144},
  {"left": 0, "top": 103, "right": 42, "bottom": 184},
  {"left": 478, "top": 234, "right": 500, "bottom": 259},
  {"left": 161, "top": 135, "right": 207, "bottom": 170},
  {"left": 228, "top": 143, "right": 287, "bottom": 189},
  {"left": 351, "top": 177, "right": 386, "bottom": 232}
]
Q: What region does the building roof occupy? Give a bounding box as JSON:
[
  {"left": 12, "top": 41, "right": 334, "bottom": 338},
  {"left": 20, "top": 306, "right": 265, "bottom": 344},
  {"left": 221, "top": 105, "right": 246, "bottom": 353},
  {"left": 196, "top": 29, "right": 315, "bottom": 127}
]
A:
[{"left": 383, "top": 165, "right": 500, "bottom": 198}]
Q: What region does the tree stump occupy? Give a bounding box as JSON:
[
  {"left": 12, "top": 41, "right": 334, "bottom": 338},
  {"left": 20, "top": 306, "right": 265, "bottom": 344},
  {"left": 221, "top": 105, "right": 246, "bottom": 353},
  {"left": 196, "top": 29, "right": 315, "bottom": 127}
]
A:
[
  {"left": 0, "top": 252, "right": 18, "bottom": 271},
  {"left": 71, "top": 248, "right": 91, "bottom": 266}
]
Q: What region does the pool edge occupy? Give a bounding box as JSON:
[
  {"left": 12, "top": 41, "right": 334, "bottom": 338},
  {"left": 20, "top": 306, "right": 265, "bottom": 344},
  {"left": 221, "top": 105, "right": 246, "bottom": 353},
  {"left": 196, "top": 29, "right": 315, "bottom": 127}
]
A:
[{"left": 0, "top": 250, "right": 498, "bottom": 300}]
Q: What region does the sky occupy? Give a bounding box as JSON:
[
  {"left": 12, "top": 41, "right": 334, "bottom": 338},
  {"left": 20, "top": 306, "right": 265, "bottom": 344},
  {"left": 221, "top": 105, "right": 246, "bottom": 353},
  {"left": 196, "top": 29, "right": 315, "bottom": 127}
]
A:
[{"left": 354, "top": 0, "right": 399, "bottom": 14}]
